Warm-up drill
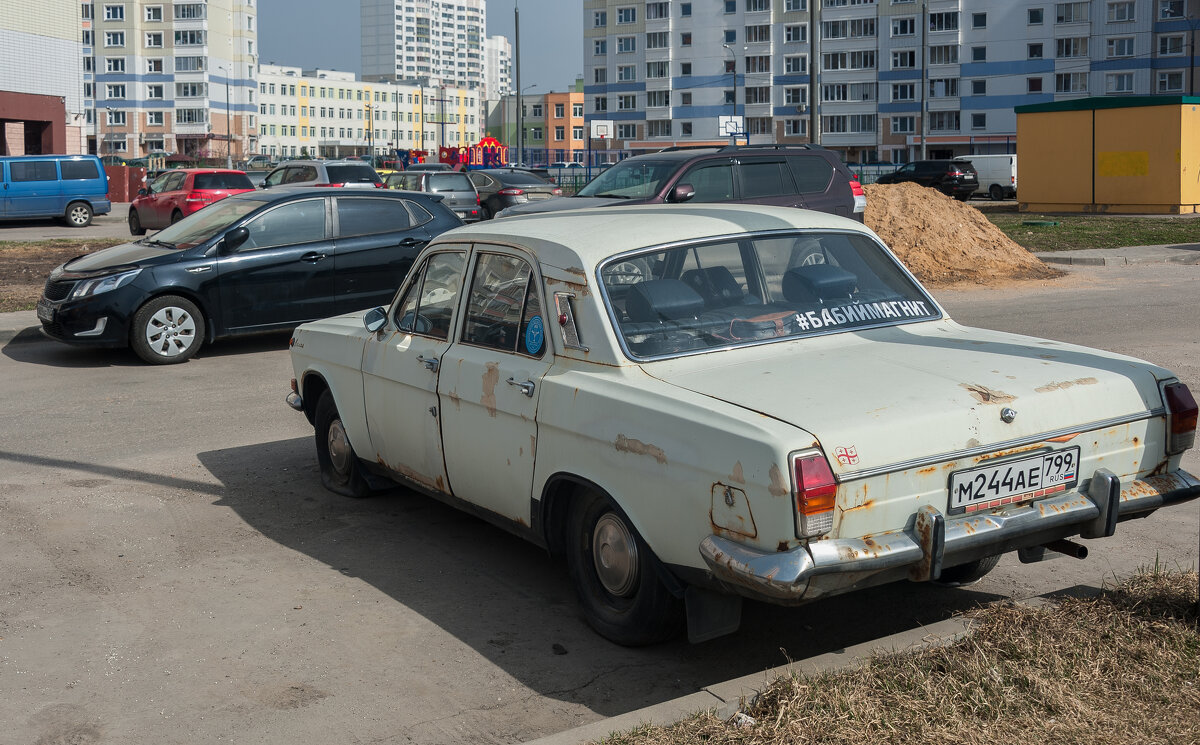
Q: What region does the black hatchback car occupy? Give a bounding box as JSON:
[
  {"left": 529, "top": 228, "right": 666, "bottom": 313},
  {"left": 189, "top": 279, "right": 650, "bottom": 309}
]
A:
[
  {"left": 496, "top": 145, "right": 865, "bottom": 221},
  {"left": 874, "top": 160, "right": 979, "bottom": 200},
  {"left": 37, "top": 188, "right": 462, "bottom": 364}
]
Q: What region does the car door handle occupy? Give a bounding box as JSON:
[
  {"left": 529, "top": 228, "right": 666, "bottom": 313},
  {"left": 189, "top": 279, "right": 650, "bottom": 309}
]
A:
[
  {"left": 417, "top": 354, "right": 439, "bottom": 372},
  {"left": 506, "top": 377, "right": 535, "bottom": 397},
  {"left": 300, "top": 252, "right": 327, "bottom": 263},
  {"left": 397, "top": 237, "right": 426, "bottom": 247}
]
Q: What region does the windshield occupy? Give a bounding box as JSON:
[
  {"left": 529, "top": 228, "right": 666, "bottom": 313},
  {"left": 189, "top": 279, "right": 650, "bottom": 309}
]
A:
[
  {"left": 601, "top": 231, "right": 940, "bottom": 360},
  {"left": 576, "top": 159, "right": 678, "bottom": 199},
  {"left": 146, "top": 197, "right": 265, "bottom": 249}
]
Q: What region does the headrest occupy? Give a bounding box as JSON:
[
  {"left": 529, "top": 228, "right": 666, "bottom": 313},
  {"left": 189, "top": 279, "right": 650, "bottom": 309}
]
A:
[
  {"left": 782, "top": 264, "right": 857, "bottom": 302},
  {"left": 625, "top": 279, "right": 705, "bottom": 323},
  {"left": 681, "top": 266, "right": 742, "bottom": 303}
]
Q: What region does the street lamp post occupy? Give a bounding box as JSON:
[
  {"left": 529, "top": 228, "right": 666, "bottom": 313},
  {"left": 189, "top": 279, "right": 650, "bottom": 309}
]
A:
[
  {"left": 217, "top": 65, "right": 233, "bottom": 168},
  {"left": 365, "top": 102, "right": 374, "bottom": 161}
]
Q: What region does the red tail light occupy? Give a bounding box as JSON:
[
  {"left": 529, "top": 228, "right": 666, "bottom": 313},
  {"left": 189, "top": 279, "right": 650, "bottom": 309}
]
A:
[
  {"left": 1164, "top": 382, "right": 1197, "bottom": 455},
  {"left": 374, "top": 181, "right": 386, "bottom": 188},
  {"left": 184, "top": 191, "right": 218, "bottom": 204},
  {"left": 793, "top": 452, "right": 838, "bottom": 537},
  {"left": 552, "top": 188, "right": 563, "bottom": 196},
  {"left": 497, "top": 188, "right": 525, "bottom": 196},
  {"left": 313, "top": 183, "right": 345, "bottom": 187},
  {"left": 849, "top": 179, "right": 864, "bottom": 197}
]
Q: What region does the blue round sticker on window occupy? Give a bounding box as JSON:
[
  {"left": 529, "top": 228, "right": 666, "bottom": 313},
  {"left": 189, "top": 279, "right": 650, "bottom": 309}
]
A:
[{"left": 525, "top": 315, "right": 545, "bottom": 355}]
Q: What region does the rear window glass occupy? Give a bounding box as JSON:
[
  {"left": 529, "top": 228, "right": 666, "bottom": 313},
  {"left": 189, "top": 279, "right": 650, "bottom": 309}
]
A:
[
  {"left": 10, "top": 161, "right": 58, "bottom": 182},
  {"left": 496, "top": 172, "right": 552, "bottom": 185},
  {"left": 194, "top": 172, "right": 255, "bottom": 190},
  {"left": 602, "top": 231, "right": 939, "bottom": 360},
  {"left": 428, "top": 173, "right": 473, "bottom": 192},
  {"left": 325, "top": 164, "right": 379, "bottom": 184},
  {"left": 787, "top": 156, "right": 834, "bottom": 193},
  {"left": 60, "top": 160, "right": 100, "bottom": 180}
]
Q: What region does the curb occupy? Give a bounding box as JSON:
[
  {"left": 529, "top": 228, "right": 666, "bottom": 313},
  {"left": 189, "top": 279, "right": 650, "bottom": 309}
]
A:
[
  {"left": 522, "top": 613, "right": 974, "bottom": 745},
  {"left": 0, "top": 325, "right": 40, "bottom": 345},
  {"left": 1037, "top": 252, "right": 1200, "bottom": 266}
]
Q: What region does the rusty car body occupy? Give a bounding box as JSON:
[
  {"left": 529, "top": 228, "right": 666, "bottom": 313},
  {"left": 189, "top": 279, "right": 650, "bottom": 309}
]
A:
[{"left": 285, "top": 204, "right": 1199, "bottom": 645}]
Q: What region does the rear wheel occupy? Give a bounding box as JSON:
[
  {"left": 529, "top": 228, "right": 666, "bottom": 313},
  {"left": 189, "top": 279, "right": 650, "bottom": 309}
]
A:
[
  {"left": 130, "top": 295, "right": 205, "bottom": 364},
  {"left": 565, "top": 490, "right": 682, "bottom": 645},
  {"left": 989, "top": 184, "right": 1005, "bottom": 201},
  {"left": 170, "top": 209, "right": 183, "bottom": 224},
  {"left": 65, "top": 201, "right": 93, "bottom": 227},
  {"left": 314, "top": 391, "right": 372, "bottom": 498},
  {"left": 937, "top": 554, "right": 1001, "bottom": 586},
  {"left": 479, "top": 204, "right": 492, "bottom": 220},
  {"left": 128, "top": 208, "right": 146, "bottom": 235}
]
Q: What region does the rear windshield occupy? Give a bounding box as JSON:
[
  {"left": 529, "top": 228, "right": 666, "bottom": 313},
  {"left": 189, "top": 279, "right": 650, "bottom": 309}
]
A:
[
  {"left": 496, "top": 171, "right": 552, "bottom": 185},
  {"left": 194, "top": 172, "right": 255, "bottom": 190},
  {"left": 428, "top": 173, "right": 473, "bottom": 192},
  {"left": 577, "top": 159, "right": 678, "bottom": 199},
  {"left": 325, "top": 164, "right": 380, "bottom": 184},
  {"left": 601, "top": 231, "right": 939, "bottom": 360}
]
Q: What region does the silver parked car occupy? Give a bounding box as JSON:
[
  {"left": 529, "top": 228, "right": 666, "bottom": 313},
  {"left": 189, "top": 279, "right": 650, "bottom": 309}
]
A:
[
  {"left": 386, "top": 170, "right": 482, "bottom": 222},
  {"left": 260, "top": 159, "right": 383, "bottom": 189}
]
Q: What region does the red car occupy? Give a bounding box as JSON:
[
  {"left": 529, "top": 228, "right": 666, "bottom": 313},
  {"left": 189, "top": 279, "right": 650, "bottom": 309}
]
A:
[{"left": 128, "top": 169, "right": 256, "bottom": 234}]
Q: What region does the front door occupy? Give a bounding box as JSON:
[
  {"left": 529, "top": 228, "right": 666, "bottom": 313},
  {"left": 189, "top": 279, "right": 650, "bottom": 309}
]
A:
[
  {"left": 437, "top": 248, "right": 553, "bottom": 523},
  {"left": 215, "top": 197, "right": 336, "bottom": 331},
  {"left": 361, "top": 249, "right": 468, "bottom": 493}
]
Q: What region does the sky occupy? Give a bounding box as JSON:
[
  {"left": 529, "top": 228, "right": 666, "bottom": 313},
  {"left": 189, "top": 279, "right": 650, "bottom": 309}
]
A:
[{"left": 257, "top": 0, "right": 584, "bottom": 93}]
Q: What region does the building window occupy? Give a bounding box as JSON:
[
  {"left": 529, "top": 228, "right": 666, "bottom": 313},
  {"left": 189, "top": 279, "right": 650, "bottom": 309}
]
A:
[
  {"left": 745, "top": 86, "right": 771, "bottom": 104},
  {"left": 745, "top": 25, "right": 771, "bottom": 43},
  {"left": 785, "top": 24, "right": 807, "bottom": 43},
  {"left": 146, "top": 58, "right": 163, "bottom": 73},
  {"left": 725, "top": 0, "right": 736, "bottom": 12},
  {"left": 785, "top": 87, "right": 807, "bottom": 105},
  {"left": 146, "top": 83, "right": 163, "bottom": 99},
  {"left": 891, "top": 116, "right": 915, "bottom": 134},
  {"left": 1056, "top": 37, "right": 1089, "bottom": 57},
  {"left": 147, "top": 111, "right": 164, "bottom": 126},
  {"left": 786, "top": 0, "right": 808, "bottom": 10},
  {"left": 1056, "top": 2, "right": 1089, "bottom": 22},
  {"left": 82, "top": 3, "right": 92, "bottom": 20},
  {"left": 972, "top": 46, "right": 987, "bottom": 62},
  {"left": 1106, "top": 72, "right": 1135, "bottom": 93},
  {"left": 1107, "top": 37, "right": 1135, "bottom": 57},
  {"left": 1028, "top": 43, "right": 1044, "bottom": 59},
  {"left": 747, "top": 0, "right": 769, "bottom": 11},
  {"left": 892, "top": 50, "right": 916, "bottom": 68},
  {"left": 145, "top": 4, "right": 162, "bottom": 21},
  {"left": 103, "top": 4, "right": 125, "bottom": 21},
  {"left": 1028, "top": 7, "right": 1044, "bottom": 24},
  {"left": 681, "top": 3, "right": 692, "bottom": 16},
  {"left": 106, "top": 110, "right": 126, "bottom": 126},
  {"left": 646, "top": 61, "right": 669, "bottom": 78},
  {"left": 104, "top": 31, "right": 125, "bottom": 47},
  {"left": 681, "top": 92, "right": 692, "bottom": 105},
  {"left": 617, "top": 64, "right": 636, "bottom": 81},
  {"left": 1159, "top": 34, "right": 1185, "bottom": 56},
  {"left": 617, "top": 124, "right": 636, "bottom": 139},
  {"left": 1027, "top": 77, "right": 1044, "bottom": 92},
  {"left": 681, "top": 62, "right": 692, "bottom": 75},
  {"left": 892, "top": 17, "right": 915, "bottom": 36},
  {"left": 573, "top": 126, "right": 584, "bottom": 140},
  {"left": 106, "top": 84, "right": 126, "bottom": 99},
  {"left": 1159, "top": 1, "right": 1183, "bottom": 19},
  {"left": 593, "top": 96, "right": 607, "bottom": 112},
  {"left": 618, "top": 35, "right": 637, "bottom": 53},
  {"left": 725, "top": 29, "right": 737, "bottom": 43},
  {"left": 823, "top": 50, "right": 876, "bottom": 70},
  {"left": 747, "top": 117, "right": 772, "bottom": 135},
  {"left": 745, "top": 55, "right": 771, "bottom": 73},
  {"left": 174, "top": 30, "right": 206, "bottom": 46},
  {"left": 1107, "top": 1, "right": 1135, "bottom": 21},
  {"left": 554, "top": 103, "right": 564, "bottom": 117},
  {"left": 646, "top": 1, "right": 669, "bottom": 18},
  {"left": 593, "top": 68, "right": 607, "bottom": 84},
  {"left": 554, "top": 126, "right": 564, "bottom": 141},
  {"left": 616, "top": 6, "right": 636, "bottom": 23},
  {"left": 971, "top": 113, "right": 986, "bottom": 129},
  {"left": 593, "top": 10, "right": 606, "bottom": 26},
  {"left": 929, "top": 78, "right": 959, "bottom": 97},
  {"left": 1158, "top": 70, "right": 1184, "bottom": 92},
  {"left": 176, "top": 82, "right": 206, "bottom": 98},
  {"left": 593, "top": 39, "right": 606, "bottom": 55},
  {"left": 680, "top": 122, "right": 692, "bottom": 136},
  {"left": 891, "top": 83, "right": 915, "bottom": 101},
  {"left": 785, "top": 119, "right": 807, "bottom": 136},
  {"left": 971, "top": 79, "right": 986, "bottom": 95},
  {"left": 681, "top": 32, "right": 692, "bottom": 46},
  {"left": 617, "top": 94, "right": 636, "bottom": 110},
  {"left": 82, "top": 29, "right": 92, "bottom": 45},
  {"left": 1055, "top": 72, "right": 1089, "bottom": 92},
  {"left": 929, "top": 45, "right": 958, "bottom": 65},
  {"left": 145, "top": 32, "right": 163, "bottom": 48},
  {"left": 105, "top": 57, "right": 125, "bottom": 73},
  {"left": 175, "top": 56, "right": 205, "bottom": 72},
  {"left": 573, "top": 103, "right": 583, "bottom": 117},
  {"left": 972, "top": 12, "right": 987, "bottom": 28},
  {"left": 929, "top": 12, "right": 958, "bottom": 31},
  {"left": 785, "top": 55, "right": 807, "bottom": 73},
  {"left": 647, "top": 90, "right": 668, "bottom": 107},
  {"left": 928, "top": 111, "right": 960, "bottom": 132}
]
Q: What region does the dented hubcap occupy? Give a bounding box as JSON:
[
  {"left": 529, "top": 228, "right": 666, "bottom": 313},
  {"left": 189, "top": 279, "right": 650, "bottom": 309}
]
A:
[{"left": 592, "top": 512, "right": 638, "bottom": 597}]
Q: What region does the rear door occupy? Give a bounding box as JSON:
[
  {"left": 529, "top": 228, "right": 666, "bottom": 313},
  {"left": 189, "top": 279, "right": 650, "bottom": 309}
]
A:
[
  {"left": 733, "top": 157, "right": 800, "bottom": 208},
  {"left": 331, "top": 195, "right": 432, "bottom": 314},
  {"left": 786, "top": 154, "right": 841, "bottom": 215},
  {"left": 5, "top": 159, "right": 62, "bottom": 217},
  {"left": 215, "top": 196, "right": 336, "bottom": 331}
]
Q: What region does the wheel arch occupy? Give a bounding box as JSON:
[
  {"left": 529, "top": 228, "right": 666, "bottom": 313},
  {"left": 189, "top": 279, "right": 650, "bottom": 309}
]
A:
[{"left": 298, "top": 369, "right": 331, "bottom": 426}]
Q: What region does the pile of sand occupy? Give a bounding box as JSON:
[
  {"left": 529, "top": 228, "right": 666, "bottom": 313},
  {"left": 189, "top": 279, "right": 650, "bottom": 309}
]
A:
[{"left": 863, "top": 182, "right": 1063, "bottom": 286}]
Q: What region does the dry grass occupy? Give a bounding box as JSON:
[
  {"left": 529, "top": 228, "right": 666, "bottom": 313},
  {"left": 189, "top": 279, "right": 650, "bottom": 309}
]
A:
[
  {"left": 598, "top": 570, "right": 1200, "bottom": 745},
  {"left": 0, "top": 238, "right": 125, "bottom": 312}
]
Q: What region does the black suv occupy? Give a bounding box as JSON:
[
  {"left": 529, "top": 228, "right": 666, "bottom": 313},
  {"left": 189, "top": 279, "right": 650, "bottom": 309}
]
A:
[
  {"left": 875, "top": 160, "right": 978, "bottom": 201},
  {"left": 496, "top": 145, "right": 865, "bottom": 221}
]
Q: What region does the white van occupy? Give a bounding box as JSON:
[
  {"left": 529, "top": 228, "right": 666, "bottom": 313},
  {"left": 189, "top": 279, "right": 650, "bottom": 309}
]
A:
[{"left": 953, "top": 154, "right": 1017, "bottom": 200}]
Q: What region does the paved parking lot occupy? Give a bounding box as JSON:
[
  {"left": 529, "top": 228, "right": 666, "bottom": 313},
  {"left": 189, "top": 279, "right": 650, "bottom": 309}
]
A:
[
  {"left": 0, "top": 203, "right": 134, "bottom": 241},
  {"left": 1, "top": 263, "right": 1197, "bottom": 744}
]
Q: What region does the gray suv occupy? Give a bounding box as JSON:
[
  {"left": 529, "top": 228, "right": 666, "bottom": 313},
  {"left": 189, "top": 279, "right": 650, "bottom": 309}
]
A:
[
  {"left": 386, "top": 170, "right": 482, "bottom": 222},
  {"left": 260, "top": 159, "right": 383, "bottom": 189},
  {"left": 497, "top": 145, "right": 866, "bottom": 221}
]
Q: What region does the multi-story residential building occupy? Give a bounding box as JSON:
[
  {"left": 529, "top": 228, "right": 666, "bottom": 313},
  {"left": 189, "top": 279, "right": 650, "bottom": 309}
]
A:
[
  {"left": 485, "top": 34, "right": 514, "bottom": 100},
  {"left": 84, "top": 0, "right": 258, "bottom": 162},
  {"left": 257, "top": 65, "right": 482, "bottom": 160},
  {"left": 361, "top": 0, "right": 490, "bottom": 93},
  {"left": 583, "top": 0, "right": 1200, "bottom": 162},
  {"left": 0, "top": 0, "right": 88, "bottom": 154}
]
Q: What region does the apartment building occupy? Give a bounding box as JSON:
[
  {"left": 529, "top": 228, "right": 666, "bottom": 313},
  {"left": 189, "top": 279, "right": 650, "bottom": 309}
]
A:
[
  {"left": 485, "top": 34, "right": 514, "bottom": 100},
  {"left": 257, "top": 65, "right": 482, "bottom": 160},
  {"left": 583, "top": 0, "right": 1200, "bottom": 162},
  {"left": 361, "top": 0, "right": 496, "bottom": 97},
  {"left": 84, "top": 0, "right": 258, "bottom": 161}
]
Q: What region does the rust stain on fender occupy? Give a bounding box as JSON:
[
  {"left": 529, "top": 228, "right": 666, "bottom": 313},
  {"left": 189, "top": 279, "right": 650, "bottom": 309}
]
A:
[
  {"left": 731, "top": 461, "right": 746, "bottom": 484},
  {"left": 481, "top": 362, "right": 499, "bottom": 417},
  {"left": 768, "top": 464, "right": 789, "bottom": 497},
  {"left": 961, "top": 383, "right": 1015, "bottom": 405},
  {"left": 1035, "top": 377, "right": 1099, "bottom": 393},
  {"left": 447, "top": 389, "right": 462, "bottom": 410},
  {"left": 615, "top": 434, "right": 667, "bottom": 465}
]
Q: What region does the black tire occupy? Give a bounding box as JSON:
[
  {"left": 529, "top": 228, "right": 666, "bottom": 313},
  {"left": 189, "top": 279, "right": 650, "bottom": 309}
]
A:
[
  {"left": 65, "top": 201, "right": 93, "bottom": 227},
  {"left": 170, "top": 209, "right": 184, "bottom": 225},
  {"left": 130, "top": 295, "right": 205, "bottom": 364},
  {"left": 565, "top": 490, "right": 682, "bottom": 645},
  {"left": 128, "top": 208, "right": 146, "bottom": 235},
  {"left": 989, "top": 184, "right": 1004, "bottom": 201},
  {"left": 954, "top": 193, "right": 970, "bottom": 202},
  {"left": 314, "top": 391, "right": 373, "bottom": 498},
  {"left": 479, "top": 204, "right": 492, "bottom": 221},
  {"left": 937, "top": 554, "right": 1002, "bottom": 586}
]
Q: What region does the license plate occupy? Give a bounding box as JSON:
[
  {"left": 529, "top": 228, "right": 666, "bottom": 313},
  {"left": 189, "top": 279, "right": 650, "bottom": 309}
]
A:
[
  {"left": 948, "top": 446, "right": 1080, "bottom": 514},
  {"left": 36, "top": 299, "right": 54, "bottom": 323}
]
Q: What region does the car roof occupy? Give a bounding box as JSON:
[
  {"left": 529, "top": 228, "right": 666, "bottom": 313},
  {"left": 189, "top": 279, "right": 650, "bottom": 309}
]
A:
[
  {"left": 435, "top": 204, "right": 874, "bottom": 270},
  {"left": 226, "top": 186, "right": 433, "bottom": 203}
]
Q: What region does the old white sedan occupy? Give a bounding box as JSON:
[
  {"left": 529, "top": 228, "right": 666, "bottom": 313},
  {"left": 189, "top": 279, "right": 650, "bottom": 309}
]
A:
[{"left": 286, "top": 204, "right": 1199, "bottom": 645}]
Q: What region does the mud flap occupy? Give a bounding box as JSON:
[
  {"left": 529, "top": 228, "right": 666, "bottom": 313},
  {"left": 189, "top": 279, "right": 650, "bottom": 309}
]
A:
[
  {"left": 685, "top": 586, "right": 743, "bottom": 643},
  {"left": 1081, "top": 469, "right": 1120, "bottom": 539},
  {"left": 909, "top": 505, "right": 945, "bottom": 582}
]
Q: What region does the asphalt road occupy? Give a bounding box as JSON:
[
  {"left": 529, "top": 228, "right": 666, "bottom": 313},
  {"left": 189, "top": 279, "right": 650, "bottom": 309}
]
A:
[
  {"left": 0, "top": 203, "right": 135, "bottom": 241},
  {"left": 1, "top": 263, "right": 1197, "bottom": 744}
]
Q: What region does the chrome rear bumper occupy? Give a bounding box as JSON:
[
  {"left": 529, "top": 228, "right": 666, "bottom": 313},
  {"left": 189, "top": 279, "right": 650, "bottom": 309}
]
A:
[{"left": 699, "top": 469, "right": 1200, "bottom": 603}]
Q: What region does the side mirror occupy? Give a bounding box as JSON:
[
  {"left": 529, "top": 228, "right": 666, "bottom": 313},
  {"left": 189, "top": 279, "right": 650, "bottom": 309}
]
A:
[
  {"left": 137, "top": 188, "right": 149, "bottom": 196},
  {"left": 670, "top": 183, "right": 696, "bottom": 203},
  {"left": 363, "top": 306, "right": 387, "bottom": 333},
  {"left": 223, "top": 226, "right": 250, "bottom": 252},
  {"left": 258, "top": 180, "right": 269, "bottom": 188}
]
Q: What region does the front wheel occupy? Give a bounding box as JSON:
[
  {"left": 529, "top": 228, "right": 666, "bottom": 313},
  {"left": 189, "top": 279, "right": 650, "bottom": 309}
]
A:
[
  {"left": 65, "top": 202, "right": 93, "bottom": 227},
  {"left": 130, "top": 295, "right": 205, "bottom": 364},
  {"left": 565, "top": 490, "right": 682, "bottom": 645},
  {"left": 314, "top": 391, "right": 372, "bottom": 498}
]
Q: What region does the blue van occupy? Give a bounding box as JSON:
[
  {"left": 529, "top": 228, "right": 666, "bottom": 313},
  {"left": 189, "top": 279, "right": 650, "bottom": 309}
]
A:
[{"left": 1, "top": 154, "right": 111, "bottom": 227}]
